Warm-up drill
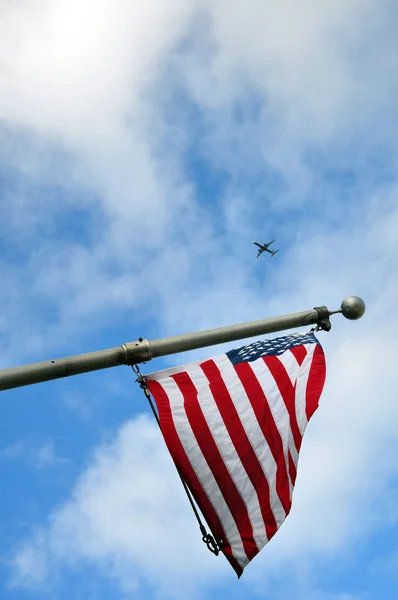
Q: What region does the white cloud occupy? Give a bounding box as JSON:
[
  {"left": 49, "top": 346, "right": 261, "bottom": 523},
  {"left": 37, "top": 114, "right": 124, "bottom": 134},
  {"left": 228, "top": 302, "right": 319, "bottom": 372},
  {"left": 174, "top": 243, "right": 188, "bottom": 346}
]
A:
[
  {"left": 173, "top": 0, "right": 398, "bottom": 205},
  {"left": 10, "top": 415, "right": 228, "bottom": 598},
  {"left": 0, "top": 0, "right": 201, "bottom": 363},
  {"left": 1, "top": 436, "right": 67, "bottom": 469},
  {"left": 9, "top": 534, "right": 49, "bottom": 591},
  {"left": 0, "top": 0, "right": 197, "bottom": 233},
  {"left": 1, "top": 0, "right": 398, "bottom": 362},
  {"left": 0, "top": 0, "right": 192, "bottom": 143}
]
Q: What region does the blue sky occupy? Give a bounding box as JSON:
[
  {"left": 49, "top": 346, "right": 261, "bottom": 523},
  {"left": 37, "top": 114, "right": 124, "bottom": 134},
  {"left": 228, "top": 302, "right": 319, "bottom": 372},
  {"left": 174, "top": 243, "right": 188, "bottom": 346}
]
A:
[{"left": 1, "top": 1, "right": 398, "bottom": 599}]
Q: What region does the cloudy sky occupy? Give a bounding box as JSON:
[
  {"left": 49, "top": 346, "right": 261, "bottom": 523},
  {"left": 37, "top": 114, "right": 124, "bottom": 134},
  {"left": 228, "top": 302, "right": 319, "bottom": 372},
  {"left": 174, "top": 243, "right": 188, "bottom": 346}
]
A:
[{"left": 1, "top": 1, "right": 397, "bottom": 598}]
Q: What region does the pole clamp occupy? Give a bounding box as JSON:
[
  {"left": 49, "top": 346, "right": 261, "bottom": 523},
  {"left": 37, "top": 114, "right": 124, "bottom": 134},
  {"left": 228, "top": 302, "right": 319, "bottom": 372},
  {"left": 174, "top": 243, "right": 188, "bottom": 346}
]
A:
[
  {"left": 313, "top": 305, "right": 331, "bottom": 332},
  {"left": 122, "top": 339, "right": 152, "bottom": 365}
]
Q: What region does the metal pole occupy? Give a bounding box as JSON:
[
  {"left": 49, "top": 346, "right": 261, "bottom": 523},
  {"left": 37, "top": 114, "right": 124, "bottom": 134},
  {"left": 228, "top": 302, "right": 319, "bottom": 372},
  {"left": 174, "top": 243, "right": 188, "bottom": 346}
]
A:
[{"left": 0, "top": 296, "right": 365, "bottom": 392}]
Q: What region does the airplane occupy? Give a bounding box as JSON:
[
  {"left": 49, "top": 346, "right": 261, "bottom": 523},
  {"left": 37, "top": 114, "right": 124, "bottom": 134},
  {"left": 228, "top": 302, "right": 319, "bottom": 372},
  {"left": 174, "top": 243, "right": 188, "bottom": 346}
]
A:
[{"left": 253, "top": 239, "right": 279, "bottom": 258}]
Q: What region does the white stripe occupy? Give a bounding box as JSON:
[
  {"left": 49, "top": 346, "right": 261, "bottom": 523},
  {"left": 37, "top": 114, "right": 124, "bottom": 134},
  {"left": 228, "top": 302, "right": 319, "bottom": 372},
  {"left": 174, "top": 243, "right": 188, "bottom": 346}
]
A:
[
  {"left": 294, "top": 343, "right": 316, "bottom": 434},
  {"left": 146, "top": 353, "right": 224, "bottom": 382},
  {"left": 159, "top": 376, "right": 249, "bottom": 569},
  {"left": 249, "top": 358, "right": 297, "bottom": 494},
  {"left": 277, "top": 350, "right": 301, "bottom": 387},
  {"left": 212, "top": 355, "right": 286, "bottom": 528},
  {"left": 186, "top": 363, "right": 267, "bottom": 550},
  {"left": 276, "top": 350, "right": 301, "bottom": 464}
]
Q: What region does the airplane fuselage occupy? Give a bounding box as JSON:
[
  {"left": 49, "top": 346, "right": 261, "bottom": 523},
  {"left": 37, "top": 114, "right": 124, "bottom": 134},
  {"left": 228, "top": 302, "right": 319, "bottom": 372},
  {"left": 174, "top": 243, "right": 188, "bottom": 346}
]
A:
[{"left": 253, "top": 240, "right": 278, "bottom": 257}]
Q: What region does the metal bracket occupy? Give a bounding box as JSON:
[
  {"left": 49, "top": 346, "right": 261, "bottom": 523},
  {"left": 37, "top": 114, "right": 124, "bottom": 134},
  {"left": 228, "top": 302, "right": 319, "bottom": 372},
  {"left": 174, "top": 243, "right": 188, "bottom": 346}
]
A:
[
  {"left": 313, "top": 305, "right": 331, "bottom": 332},
  {"left": 122, "top": 339, "right": 152, "bottom": 365}
]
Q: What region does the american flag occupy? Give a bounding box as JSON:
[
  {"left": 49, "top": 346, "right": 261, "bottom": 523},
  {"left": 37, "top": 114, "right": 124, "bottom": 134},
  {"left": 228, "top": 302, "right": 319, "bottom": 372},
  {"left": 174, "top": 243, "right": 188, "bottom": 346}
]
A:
[{"left": 146, "top": 331, "right": 326, "bottom": 576}]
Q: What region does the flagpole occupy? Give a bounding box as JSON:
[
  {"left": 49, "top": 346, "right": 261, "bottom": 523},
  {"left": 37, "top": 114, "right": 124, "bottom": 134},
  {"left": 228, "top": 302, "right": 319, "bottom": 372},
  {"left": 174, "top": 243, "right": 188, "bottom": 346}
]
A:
[{"left": 0, "top": 296, "right": 365, "bottom": 392}]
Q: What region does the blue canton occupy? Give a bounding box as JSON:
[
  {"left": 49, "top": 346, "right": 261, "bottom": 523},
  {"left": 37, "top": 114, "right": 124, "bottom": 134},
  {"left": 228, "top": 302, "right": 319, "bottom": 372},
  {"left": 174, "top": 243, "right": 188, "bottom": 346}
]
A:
[{"left": 226, "top": 332, "right": 319, "bottom": 366}]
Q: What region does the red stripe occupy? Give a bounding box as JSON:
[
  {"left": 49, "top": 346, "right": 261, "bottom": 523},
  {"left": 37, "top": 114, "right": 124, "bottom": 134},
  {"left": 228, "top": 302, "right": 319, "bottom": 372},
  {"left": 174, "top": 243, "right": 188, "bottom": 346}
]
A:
[
  {"left": 263, "top": 355, "right": 302, "bottom": 453},
  {"left": 288, "top": 452, "right": 297, "bottom": 486},
  {"left": 172, "top": 371, "right": 259, "bottom": 562},
  {"left": 200, "top": 359, "right": 278, "bottom": 540},
  {"left": 147, "top": 379, "right": 243, "bottom": 577},
  {"left": 289, "top": 345, "right": 307, "bottom": 366},
  {"left": 234, "top": 362, "right": 292, "bottom": 516},
  {"left": 305, "top": 344, "right": 326, "bottom": 420}
]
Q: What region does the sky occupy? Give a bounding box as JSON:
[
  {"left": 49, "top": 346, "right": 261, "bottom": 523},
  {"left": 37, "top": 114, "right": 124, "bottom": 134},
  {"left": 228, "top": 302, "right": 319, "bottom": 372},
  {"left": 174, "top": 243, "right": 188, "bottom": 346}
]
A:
[{"left": 0, "top": 0, "right": 397, "bottom": 599}]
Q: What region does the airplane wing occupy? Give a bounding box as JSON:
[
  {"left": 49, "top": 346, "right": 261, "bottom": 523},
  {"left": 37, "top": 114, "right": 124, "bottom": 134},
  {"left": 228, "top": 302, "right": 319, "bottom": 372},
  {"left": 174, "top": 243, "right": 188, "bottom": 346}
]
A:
[
  {"left": 267, "top": 239, "right": 276, "bottom": 246},
  {"left": 257, "top": 248, "right": 264, "bottom": 258}
]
